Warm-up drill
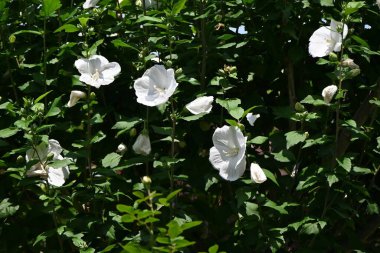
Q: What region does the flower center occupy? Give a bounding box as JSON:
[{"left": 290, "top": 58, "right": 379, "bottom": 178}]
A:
[
  {"left": 154, "top": 84, "right": 166, "bottom": 95},
  {"left": 223, "top": 147, "right": 239, "bottom": 157},
  {"left": 92, "top": 69, "right": 100, "bottom": 81}
]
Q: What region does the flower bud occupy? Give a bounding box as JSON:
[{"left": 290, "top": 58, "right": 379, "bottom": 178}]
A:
[
  {"left": 116, "top": 143, "right": 127, "bottom": 154},
  {"left": 322, "top": 85, "right": 338, "bottom": 104},
  {"left": 341, "top": 58, "right": 359, "bottom": 69},
  {"left": 142, "top": 175, "right": 152, "bottom": 185},
  {"left": 250, "top": 163, "right": 267, "bottom": 184},
  {"left": 295, "top": 102, "right": 305, "bottom": 112},
  {"left": 9, "top": 34, "right": 16, "bottom": 44},
  {"left": 328, "top": 52, "right": 338, "bottom": 62},
  {"left": 16, "top": 155, "right": 25, "bottom": 164},
  {"left": 129, "top": 128, "right": 137, "bottom": 137},
  {"left": 89, "top": 92, "right": 96, "bottom": 100},
  {"left": 67, "top": 90, "right": 86, "bottom": 107},
  {"left": 132, "top": 133, "right": 151, "bottom": 156}
]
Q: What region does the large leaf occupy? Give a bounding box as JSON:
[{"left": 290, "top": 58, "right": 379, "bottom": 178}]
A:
[{"left": 40, "top": 0, "right": 61, "bottom": 17}]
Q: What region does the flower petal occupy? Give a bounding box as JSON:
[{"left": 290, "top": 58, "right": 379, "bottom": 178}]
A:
[
  {"left": 83, "top": 0, "right": 100, "bottom": 9},
  {"left": 185, "top": 96, "right": 214, "bottom": 115},
  {"left": 47, "top": 166, "right": 70, "bottom": 187},
  {"left": 308, "top": 26, "right": 333, "bottom": 58},
  {"left": 250, "top": 163, "right": 267, "bottom": 184}
]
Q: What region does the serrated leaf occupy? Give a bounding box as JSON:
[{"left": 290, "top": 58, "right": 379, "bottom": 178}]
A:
[
  {"left": 285, "top": 131, "right": 308, "bottom": 149},
  {"left": 102, "top": 152, "right": 122, "bottom": 168}
]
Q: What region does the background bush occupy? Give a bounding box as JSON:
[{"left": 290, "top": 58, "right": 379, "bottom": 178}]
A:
[{"left": 1, "top": 0, "right": 380, "bottom": 252}]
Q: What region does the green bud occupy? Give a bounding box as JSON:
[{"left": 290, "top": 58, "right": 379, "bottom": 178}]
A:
[
  {"left": 9, "top": 34, "right": 16, "bottom": 44},
  {"left": 90, "top": 92, "right": 96, "bottom": 100},
  {"left": 166, "top": 60, "right": 172, "bottom": 67},
  {"left": 214, "top": 14, "right": 222, "bottom": 22},
  {"left": 16, "top": 155, "right": 25, "bottom": 164},
  {"left": 348, "top": 69, "right": 360, "bottom": 78},
  {"left": 175, "top": 68, "right": 183, "bottom": 76},
  {"left": 295, "top": 102, "right": 305, "bottom": 112},
  {"left": 129, "top": 128, "right": 137, "bottom": 137},
  {"left": 328, "top": 52, "right": 338, "bottom": 62},
  {"left": 237, "top": 123, "right": 245, "bottom": 132}
]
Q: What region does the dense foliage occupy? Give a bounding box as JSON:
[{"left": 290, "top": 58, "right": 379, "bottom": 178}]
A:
[{"left": 1, "top": 0, "right": 380, "bottom": 252}]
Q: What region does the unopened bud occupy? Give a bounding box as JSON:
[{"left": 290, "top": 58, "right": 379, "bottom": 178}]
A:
[
  {"left": 9, "top": 34, "right": 16, "bottom": 44},
  {"left": 129, "top": 128, "right": 137, "bottom": 137},
  {"left": 175, "top": 68, "right": 183, "bottom": 76},
  {"left": 328, "top": 52, "right": 338, "bottom": 62},
  {"left": 295, "top": 102, "right": 305, "bottom": 112},
  {"left": 341, "top": 58, "right": 359, "bottom": 69},
  {"left": 142, "top": 176, "right": 152, "bottom": 185},
  {"left": 89, "top": 92, "right": 96, "bottom": 100},
  {"left": 117, "top": 143, "right": 127, "bottom": 154},
  {"left": 348, "top": 68, "right": 360, "bottom": 78},
  {"left": 16, "top": 155, "right": 25, "bottom": 164}
]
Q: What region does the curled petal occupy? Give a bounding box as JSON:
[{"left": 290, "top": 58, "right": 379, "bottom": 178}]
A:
[
  {"left": 186, "top": 96, "right": 214, "bottom": 115},
  {"left": 67, "top": 90, "right": 86, "bottom": 107}
]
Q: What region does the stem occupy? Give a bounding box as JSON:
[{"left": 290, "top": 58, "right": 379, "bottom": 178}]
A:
[
  {"left": 43, "top": 17, "right": 48, "bottom": 107},
  {"left": 86, "top": 85, "right": 93, "bottom": 185},
  {"left": 200, "top": 0, "right": 207, "bottom": 90},
  {"left": 145, "top": 107, "right": 149, "bottom": 176},
  {"left": 169, "top": 101, "right": 176, "bottom": 192}
]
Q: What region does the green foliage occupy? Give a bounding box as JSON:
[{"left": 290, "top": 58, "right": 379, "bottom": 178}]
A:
[{"left": 0, "top": 0, "right": 380, "bottom": 252}]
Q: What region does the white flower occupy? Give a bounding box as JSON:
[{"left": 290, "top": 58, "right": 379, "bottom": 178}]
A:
[
  {"left": 26, "top": 139, "right": 70, "bottom": 187},
  {"left": 308, "top": 20, "right": 348, "bottom": 58},
  {"left": 132, "top": 133, "right": 151, "bottom": 155},
  {"left": 134, "top": 65, "right": 178, "bottom": 107},
  {"left": 209, "top": 126, "right": 247, "bottom": 181},
  {"left": 322, "top": 85, "right": 338, "bottom": 104},
  {"left": 250, "top": 163, "right": 267, "bottom": 184},
  {"left": 75, "top": 55, "right": 121, "bottom": 88},
  {"left": 229, "top": 25, "right": 248, "bottom": 35},
  {"left": 185, "top": 96, "right": 214, "bottom": 115},
  {"left": 67, "top": 90, "right": 86, "bottom": 107},
  {"left": 83, "top": 0, "right": 100, "bottom": 9},
  {"left": 246, "top": 113, "right": 260, "bottom": 126}
]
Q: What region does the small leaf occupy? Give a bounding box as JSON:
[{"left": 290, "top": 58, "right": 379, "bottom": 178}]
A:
[
  {"left": 337, "top": 157, "right": 352, "bottom": 172},
  {"left": 54, "top": 24, "right": 79, "bottom": 33},
  {"left": 102, "top": 153, "right": 122, "bottom": 168},
  {"left": 327, "top": 174, "right": 339, "bottom": 187},
  {"left": 285, "top": 131, "right": 308, "bottom": 149},
  {"left": 248, "top": 136, "right": 268, "bottom": 144},
  {"left": 263, "top": 169, "right": 279, "bottom": 186},
  {"left": 273, "top": 150, "right": 295, "bottom": 163}
]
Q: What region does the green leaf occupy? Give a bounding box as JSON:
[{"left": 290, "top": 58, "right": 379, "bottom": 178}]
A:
[
  {"left": 181, "top": 220, "right": 202, "bottom": 231},
  {"left": 344, "top": 1, "right": 366, "bottom": 16},
  {"left": 0, "top": 128, "right": 19, "bottom": 138},
  {"left": 273, "top": 150, "right": 295, "bottom": 163},
  {"left": 88, "top": 39, "right": 104, "bottom": 56},
  {"left": 46, "top": 96, "right": 62, "bottom": 117},
  {"left": 300, "top": 220, "right": 327, "bottom": 235},
  {"left": 102, "top": 152, "right": 122, "bottom": 168},
  {"left": 337, "top": 157, "right": 352, "bottom": 172},
  {"left": 48, "top": 158, "right": 73, "bottom": 169},
  {"left": 327, "top": 174, "right": 339, "bottom": 187},
  {"left": 181, "top": 113, "right": 207, "bottom": 121},
  {"left": 111, "top": 39, "right": 139, "bottom": 51},
  {"left": 263, "top": 169, "right": 279, "bottom": 187},
  {"left": 285, "top": 131, "right": 308, "bottom": 149},
  {"left": 0, "top": 198, "right": 19, "bottom": 219},
  {"left": 40, "top": 0, "right": 61, "bottom": 17},
  {"left": 319, "top": 0, "right": 334, "bottom": 7},
  {"left": 208, "top": 244, "right": 219, "bottom": 253},
  {"left": 172, "top": 0, "right": 187, "bottom": 15},
  {"left": 264, "top": 200, "right": 288, "bottom": 215},
  {"left": 54, "top": 24, "right": 79, "bottom": 33},
  {"left": 35, "top": 90, "right": 53, "bottom": 103},
  {"left": 136, "top": 16, "right": 162, "bottom": 24},
  {"left": 247, "top": 136, "right": 268, "bottom": 144}
]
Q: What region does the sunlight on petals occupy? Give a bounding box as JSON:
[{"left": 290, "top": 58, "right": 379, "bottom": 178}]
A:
[{"left": 209, "top": 126, "right": 247, "bottom": 181}]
